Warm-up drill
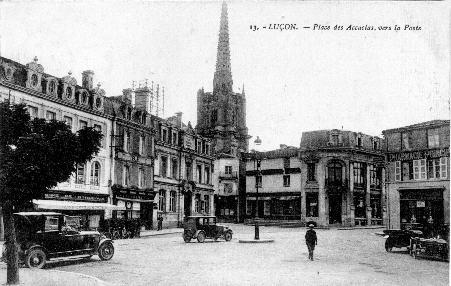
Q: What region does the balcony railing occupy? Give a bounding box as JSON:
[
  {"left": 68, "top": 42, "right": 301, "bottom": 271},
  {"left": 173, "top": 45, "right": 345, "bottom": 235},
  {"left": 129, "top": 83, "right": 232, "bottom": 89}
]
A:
[{"left": 219, "top": 171, "right": 238, "bottom": 179}]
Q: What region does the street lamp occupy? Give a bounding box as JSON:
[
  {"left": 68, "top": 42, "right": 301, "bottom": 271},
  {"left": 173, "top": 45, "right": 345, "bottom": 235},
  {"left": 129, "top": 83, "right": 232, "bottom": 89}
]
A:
[{"left": 253, "top": 136, "right": 262, "bottom": 240}]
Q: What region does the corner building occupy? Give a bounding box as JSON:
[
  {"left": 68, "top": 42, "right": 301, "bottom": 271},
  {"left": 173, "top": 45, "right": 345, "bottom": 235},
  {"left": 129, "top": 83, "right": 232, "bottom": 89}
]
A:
[
  {"left": 0, "top": 56, "right": 120, "bottom": 238},
  {"left": 383, "top": 120, "right": 450, "bottom": 230},
  {"left": 299, "top": 129, "right": 385, "bottom": 227}
]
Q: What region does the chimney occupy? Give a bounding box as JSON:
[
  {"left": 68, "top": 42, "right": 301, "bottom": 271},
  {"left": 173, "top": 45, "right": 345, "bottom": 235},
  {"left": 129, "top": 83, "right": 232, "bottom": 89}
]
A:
[
  {"left": 122, "top": 88, "right": 133, "bottom": 104},
  {"left": 175, "top": 112, "right": 182, "bottom": 128},
  {"left": 82, "top": 70, "right": 94, "bottom": 90},
  {"left": 134, "top": 86, "right": 151, "bottom": 113}
]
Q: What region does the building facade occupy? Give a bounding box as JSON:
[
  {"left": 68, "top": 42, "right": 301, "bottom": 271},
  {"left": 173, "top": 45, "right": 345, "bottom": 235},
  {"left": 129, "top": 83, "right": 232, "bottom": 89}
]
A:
[
  {"left": 0, "top": 56, "right": 121, "bottom": 238},
  {"left": 153, "top": 112, "right": 215, "bottom": 229},
  {"left": 244, "top": 146, "right": 301, "bottom": 220},
  {"left": 105, "top": 88, "right": 155, "bottom": 229},
  {"left": 383, "top": 120, "right": 450, "bottom": 230},
  {"left": 299, "top": 129, "right": 385, "bottom": 227},
  {"left": 196, "top": 2, "right": 249, "bottom": 222}
]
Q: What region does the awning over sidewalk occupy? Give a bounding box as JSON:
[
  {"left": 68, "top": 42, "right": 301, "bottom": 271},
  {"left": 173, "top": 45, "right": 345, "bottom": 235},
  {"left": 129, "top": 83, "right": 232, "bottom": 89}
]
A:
[{"left": 33, "top": 199, "right": 126, "bottom": 211}]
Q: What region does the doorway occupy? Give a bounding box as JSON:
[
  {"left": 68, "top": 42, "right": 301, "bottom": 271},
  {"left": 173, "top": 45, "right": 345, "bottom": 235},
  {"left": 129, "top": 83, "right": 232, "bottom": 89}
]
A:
[
  {"left": 140, "top": 202, "right": 153, "bottom": 230},
  {"left": 329, "top": 194, "right": 342, "bottom": 224}
]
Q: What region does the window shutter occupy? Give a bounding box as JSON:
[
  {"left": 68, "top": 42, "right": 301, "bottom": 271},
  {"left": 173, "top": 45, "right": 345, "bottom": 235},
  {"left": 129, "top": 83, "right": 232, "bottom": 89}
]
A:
[
  {"left": 395, "top": 161, "right": 401, "bottom": 181},
  {"left": 440, "top": 157, "right": 447, "bottom": 179}
]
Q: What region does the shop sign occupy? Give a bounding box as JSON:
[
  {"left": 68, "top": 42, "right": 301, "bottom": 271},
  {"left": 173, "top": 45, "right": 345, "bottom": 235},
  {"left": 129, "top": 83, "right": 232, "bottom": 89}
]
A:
[
  {"left": 388, "top": 147, "right": 449, "bottom": 162},
  {"left": 114, "top": 189, "right": 155, "bottom": 201},
  {"left": 44, "top": 191, "right": 108, "bottom": 203},
  {"left": 416, "top": 201, "right": 425, "bottom": 208}
]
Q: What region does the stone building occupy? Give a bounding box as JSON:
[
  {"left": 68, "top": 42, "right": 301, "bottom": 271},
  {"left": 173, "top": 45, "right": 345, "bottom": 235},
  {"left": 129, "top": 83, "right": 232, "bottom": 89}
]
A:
[
  {"left": 104, "top": 88, "right": 155, "bottom": 229},
  {"left": 0, "top": 56, "right": 121, "bottom": 238},
  {"left": 196, "top": 2, "right": 250, "bottom": 222},
  {"left": 153, "top": 112, "right": 215, "bottom": 229},
  {"left": 244, "top": 146, "right": 301, "bottom": 220},
  {"left": 383, "top": 120, "right": 450, "bottom": 230},
  {"left": 299, "top": 129, "right": 385, "bottom": 227}
]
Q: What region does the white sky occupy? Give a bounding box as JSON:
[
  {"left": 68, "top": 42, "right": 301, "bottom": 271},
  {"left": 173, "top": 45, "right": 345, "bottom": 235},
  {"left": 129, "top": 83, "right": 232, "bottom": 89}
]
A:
[{"left": 0, "top": 1, "right": 449, "bottom": 151}]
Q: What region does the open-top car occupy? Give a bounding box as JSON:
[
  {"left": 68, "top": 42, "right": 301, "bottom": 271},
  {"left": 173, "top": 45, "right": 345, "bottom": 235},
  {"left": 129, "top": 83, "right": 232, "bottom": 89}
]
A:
[
  {"left": 183, "top": 216, "right": 233, "bottom": 243},
  {"left": 383, "top": 229, "right": 423, "bottom": 252},
  {"left": 2, "top": 212, "right": 114, "bottom": 268}
]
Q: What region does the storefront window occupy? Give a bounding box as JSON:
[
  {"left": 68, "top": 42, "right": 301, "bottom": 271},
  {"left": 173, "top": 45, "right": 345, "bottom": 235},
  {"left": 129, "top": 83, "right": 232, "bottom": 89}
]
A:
[
  {"left": 306, "top": 193, "right": 318, "bottom": 217},
  {"left": 370, "top": 194, "right": 382, "bottom": 219},
  {"left": 90, "top": 161, "right": 100, "bottom": 186},
  {"left": 354, "top": 193, "right": 366, "bottom": 218}
]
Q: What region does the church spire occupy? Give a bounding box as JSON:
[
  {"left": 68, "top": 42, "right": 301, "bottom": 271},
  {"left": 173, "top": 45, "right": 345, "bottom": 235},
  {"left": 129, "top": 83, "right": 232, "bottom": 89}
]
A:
[{"left": 213, "top": 1, "right": 233, "bottom": 92}]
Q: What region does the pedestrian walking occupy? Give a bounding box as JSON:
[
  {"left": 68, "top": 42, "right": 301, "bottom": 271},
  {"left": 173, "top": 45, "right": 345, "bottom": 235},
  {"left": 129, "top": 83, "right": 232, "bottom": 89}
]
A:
[
  {"left": 305, "top": 224, "right": 317, "bottom": 261},
  {"left": 157, "top": 215, "right": 163, "bottom": 231}
]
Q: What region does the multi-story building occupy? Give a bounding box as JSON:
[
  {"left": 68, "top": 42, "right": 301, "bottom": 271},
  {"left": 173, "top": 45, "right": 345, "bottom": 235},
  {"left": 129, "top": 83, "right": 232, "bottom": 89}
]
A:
[
  {"left": 244, "top": 145, "right": 301, "bottom": 220},
  {"left": 299, "top": 129, "right": 385, "bottom": 227},
  {"left": 153, "top": 112, "right": 215, "bottom": 229},
  {"left": 383, "top": 120, "right": 450, "bottom": 230},
  {"left": 196, "top": 2, "right": 249, "bottom": 222},
  {"left": 0, "top": 56, "right": 121, "bottom": 238},
  {"left": 105, "top": 88, "right": 155, "bottom": 229}
]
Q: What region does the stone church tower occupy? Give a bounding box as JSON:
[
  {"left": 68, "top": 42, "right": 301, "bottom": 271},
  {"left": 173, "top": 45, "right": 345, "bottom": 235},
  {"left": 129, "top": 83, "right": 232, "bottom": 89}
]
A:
[{"left": 196, "top": 1, "right": 249, "bottom": 156}]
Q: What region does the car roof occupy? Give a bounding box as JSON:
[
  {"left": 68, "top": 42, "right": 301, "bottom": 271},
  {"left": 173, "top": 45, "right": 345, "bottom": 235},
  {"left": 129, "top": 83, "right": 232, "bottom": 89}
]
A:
[{"left": 14, "top": 212, "right": 63, "bottom": 216}]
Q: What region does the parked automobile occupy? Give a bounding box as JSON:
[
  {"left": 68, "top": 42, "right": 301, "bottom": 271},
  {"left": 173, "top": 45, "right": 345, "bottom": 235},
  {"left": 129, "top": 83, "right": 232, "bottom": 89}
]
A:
[
  {"left": 1, "top": 212, "right": 114, "bottom": 268},
  {"left": 183, "top": 216, "right": 233, "bottom": 243},
  {"left": 383, "top": 229, "right": 423, "bottom": 252}
]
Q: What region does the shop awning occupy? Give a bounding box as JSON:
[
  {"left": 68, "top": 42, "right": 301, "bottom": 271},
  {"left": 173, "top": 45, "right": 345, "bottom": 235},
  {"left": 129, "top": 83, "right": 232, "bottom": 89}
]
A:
[{"left": 33, "top": 199, "right": 125, "bottom": 211}]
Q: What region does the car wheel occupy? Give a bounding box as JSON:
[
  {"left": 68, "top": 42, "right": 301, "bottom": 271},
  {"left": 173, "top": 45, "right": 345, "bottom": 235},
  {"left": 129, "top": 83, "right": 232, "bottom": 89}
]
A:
[
  {"left": 197, "top": 232, "right": 206, "bottom": 243},
  {"left": 183, "top": 234, "right": 192, "bottom": 243},
  {"left": 224, "top": 231, "right": 232, "bottom": 242},
  {"left": 98, "top": 242, "right": 114, "bottom": 260},
  {"left": 385, "top": 239, "right": 392, "bottom": 252},
  {"left": 25, "top": 248, "right": 46, "bottom": 269}
]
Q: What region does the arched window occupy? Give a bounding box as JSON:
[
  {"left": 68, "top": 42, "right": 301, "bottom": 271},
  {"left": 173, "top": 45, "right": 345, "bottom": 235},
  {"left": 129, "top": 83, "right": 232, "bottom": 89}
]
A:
[{"left": 91, "top": 161, "right": 101, "bottom": 186}]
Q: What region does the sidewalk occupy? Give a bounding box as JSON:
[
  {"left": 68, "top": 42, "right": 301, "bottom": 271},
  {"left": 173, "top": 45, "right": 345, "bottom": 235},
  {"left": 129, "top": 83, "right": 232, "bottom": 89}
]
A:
[
  {"left": 0, "top": 264, "right": 112, "bottom": 286},
  {"left": 140, "top": 227, "right": 183, "bottom": 238}
]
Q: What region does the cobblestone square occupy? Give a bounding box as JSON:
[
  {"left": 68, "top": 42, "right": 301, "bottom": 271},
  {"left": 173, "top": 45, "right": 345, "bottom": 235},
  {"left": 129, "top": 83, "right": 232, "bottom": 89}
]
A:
[{"left": 46, "top": 225, "right": 448, "bottom": 286}]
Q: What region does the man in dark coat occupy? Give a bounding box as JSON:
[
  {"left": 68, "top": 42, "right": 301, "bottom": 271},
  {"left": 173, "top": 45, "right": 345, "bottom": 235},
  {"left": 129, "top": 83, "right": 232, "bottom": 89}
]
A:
[{"left": 305, "top": 224, "right": 317, "bottom": 260}]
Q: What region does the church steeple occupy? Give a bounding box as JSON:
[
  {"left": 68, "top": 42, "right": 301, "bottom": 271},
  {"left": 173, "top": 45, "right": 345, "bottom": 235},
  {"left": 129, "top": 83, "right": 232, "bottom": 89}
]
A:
[{"left": 213, "top": 1, "right": 233, "bottom": 92}]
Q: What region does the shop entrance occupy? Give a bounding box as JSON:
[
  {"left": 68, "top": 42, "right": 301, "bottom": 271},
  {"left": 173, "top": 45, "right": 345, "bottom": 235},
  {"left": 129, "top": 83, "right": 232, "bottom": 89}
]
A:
[
  {"left": 329, "top": 193, "right": 342, "bottom": 224},
  {"left": 400, "top": 189, "right": 444, "bottom": 230},
  {"left": 140, "top": 202, "right": 153, "bottom": 229}
]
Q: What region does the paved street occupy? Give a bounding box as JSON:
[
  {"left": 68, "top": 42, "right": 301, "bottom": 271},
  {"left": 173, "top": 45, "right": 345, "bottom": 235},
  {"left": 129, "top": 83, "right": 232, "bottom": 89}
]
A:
[{"left": 36, "top": 224, "right": 448, "bottom": 286}]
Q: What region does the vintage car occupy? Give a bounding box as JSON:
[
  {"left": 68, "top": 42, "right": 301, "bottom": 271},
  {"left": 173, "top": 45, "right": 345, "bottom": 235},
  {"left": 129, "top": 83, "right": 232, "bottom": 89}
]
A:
[
  {"left": 383, "top": 229, "right": 423, "bottom": 252},
  {"left": 183, "top": 216, "right": 233, "bottom": 243},
  {"left": 2, "top": 212, "right": 114, "bottom": 268}
]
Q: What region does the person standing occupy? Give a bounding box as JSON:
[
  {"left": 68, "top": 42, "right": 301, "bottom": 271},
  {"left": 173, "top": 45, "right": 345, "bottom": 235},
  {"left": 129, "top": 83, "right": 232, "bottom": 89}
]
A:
[
  {"left": 305, "top": 224, "right": 317, "bottom": 261},
  {"left": 157, "top": 215, "right": 163, "bottom": 231}
]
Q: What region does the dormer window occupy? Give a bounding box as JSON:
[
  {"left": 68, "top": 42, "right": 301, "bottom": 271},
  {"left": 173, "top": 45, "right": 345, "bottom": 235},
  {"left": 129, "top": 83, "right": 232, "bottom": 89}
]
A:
[
  {"left": 66, "top": 87, "right": 73, "bottom": 99},
  {"left": 49, "top": 81, "right": 56, "bottom": 94},
  {"left": 5, "top": 67, "right": 13, "bottom": 79},
  {"left": 81, "top": 91, "right": 88, "bottom": 105},
  {"left": 95, "top": 97, "right": 102, "bottom": 109},
  {"left": 357, "top": 137, "right": 362, "bottom": 147},
  {"left": 31, "top": 74, "right": 38, "bottom": 87}
]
